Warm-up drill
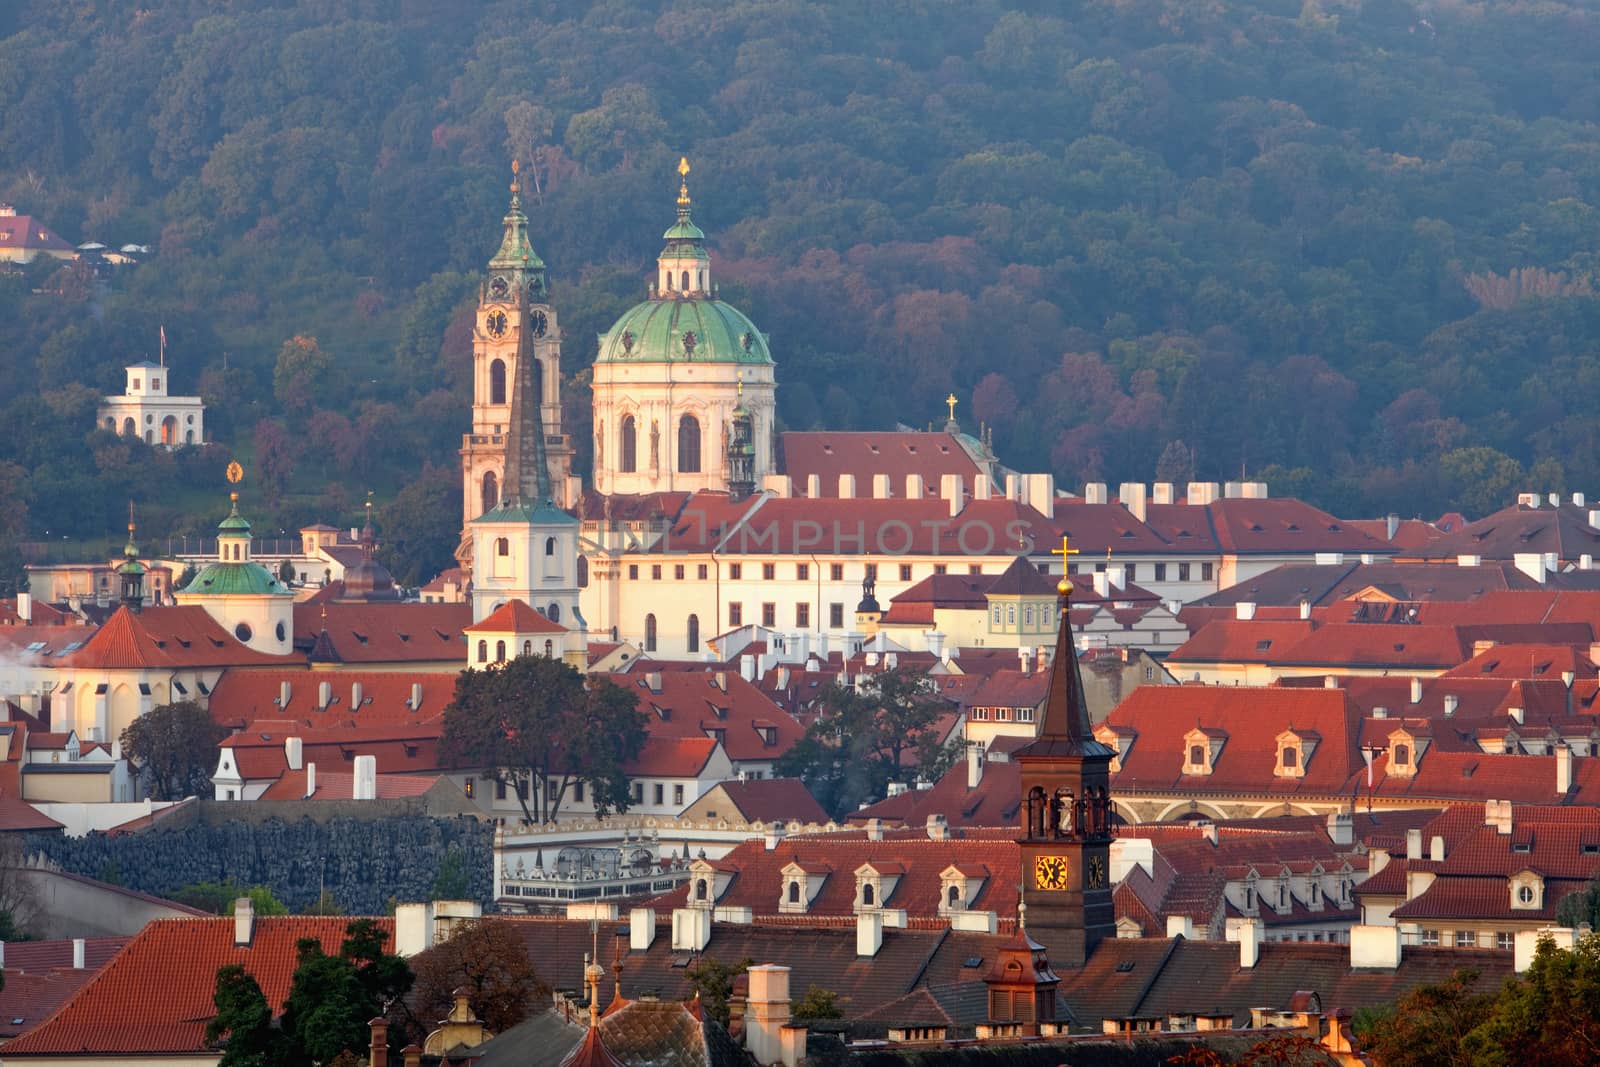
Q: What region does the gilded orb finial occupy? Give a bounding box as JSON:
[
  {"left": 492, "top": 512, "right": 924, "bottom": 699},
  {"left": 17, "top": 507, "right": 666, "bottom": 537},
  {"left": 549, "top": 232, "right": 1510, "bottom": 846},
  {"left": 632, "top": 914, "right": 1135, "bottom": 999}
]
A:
[
  {"left": 1051, "top": 535, "right": 1080, "bottom": 600},
  {"left": 510, "top": 158, "right": 520, "bottom": 196},
  {"left": 677, "top": 156, "right": 692, "bottom": 207}
]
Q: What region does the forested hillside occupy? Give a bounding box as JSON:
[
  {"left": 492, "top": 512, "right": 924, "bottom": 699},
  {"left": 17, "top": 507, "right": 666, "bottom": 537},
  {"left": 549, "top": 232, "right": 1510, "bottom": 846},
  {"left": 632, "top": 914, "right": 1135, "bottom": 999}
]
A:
[{"left": 2, "top": 0, "right": 1598, "bottom": 586}]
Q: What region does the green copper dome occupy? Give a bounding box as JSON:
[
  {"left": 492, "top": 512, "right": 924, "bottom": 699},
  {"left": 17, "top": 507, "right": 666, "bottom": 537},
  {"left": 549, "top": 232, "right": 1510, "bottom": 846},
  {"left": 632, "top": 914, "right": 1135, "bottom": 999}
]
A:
[
  {"left": 595, "top": 299, "right": 773, "bottom": 365},
  {"left": 183, "top": 561, "right": 288, "bottom": 596}
]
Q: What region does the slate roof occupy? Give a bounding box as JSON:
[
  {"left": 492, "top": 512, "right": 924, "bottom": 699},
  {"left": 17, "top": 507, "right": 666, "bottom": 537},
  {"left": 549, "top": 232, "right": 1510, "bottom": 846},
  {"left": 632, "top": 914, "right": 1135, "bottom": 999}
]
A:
[
  {"left": 1191, "top": 560, "right": 1550, "bottom": 609},
  {"left": 3, "top": 917, "right": 393, "bottom": 1057}
]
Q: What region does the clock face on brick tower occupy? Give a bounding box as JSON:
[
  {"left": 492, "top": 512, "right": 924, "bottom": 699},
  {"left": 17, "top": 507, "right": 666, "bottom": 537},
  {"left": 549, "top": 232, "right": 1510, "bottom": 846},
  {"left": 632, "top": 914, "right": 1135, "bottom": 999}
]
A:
[{"left": 1034, "top": 855, "right": 1070, "bottom": 891}]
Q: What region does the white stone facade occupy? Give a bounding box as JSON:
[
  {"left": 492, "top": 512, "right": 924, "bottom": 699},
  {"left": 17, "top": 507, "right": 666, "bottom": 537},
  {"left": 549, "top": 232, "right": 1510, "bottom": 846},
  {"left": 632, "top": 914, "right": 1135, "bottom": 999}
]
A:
[{"left": 98, "top": 363, "right": 204, "bottom": 448}]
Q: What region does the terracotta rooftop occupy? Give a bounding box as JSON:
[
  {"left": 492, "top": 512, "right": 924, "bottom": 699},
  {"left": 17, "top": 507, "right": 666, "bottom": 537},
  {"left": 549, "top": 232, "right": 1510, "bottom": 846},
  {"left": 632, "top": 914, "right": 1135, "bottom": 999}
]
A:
[
  {"left": 778, "top": 431, "right": 984, "bottom": 499},
  {"left": 207, "top": 669, "right": 457, "bottom": 729},
  {"left": 291, "top": 602, "right": 470, "bottom": 663},
  {"left": 465, "top": 599, "right": 568, "bottom": 634},
  {"left": 53, "top": 606, "right": 295, "bottom": 670}
]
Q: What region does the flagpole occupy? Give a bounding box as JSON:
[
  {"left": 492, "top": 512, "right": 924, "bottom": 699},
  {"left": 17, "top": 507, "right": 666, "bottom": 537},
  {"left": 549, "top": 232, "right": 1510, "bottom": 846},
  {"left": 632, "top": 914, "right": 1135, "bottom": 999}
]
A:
[{"left": 159, "top": 325, "right": 166, "bottom": 368}]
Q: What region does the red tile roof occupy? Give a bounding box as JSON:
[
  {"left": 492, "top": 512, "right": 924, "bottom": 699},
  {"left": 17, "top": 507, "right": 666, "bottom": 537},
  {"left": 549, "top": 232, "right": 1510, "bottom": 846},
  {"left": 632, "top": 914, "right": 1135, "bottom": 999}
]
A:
[
  {"left": 291, "top": 602, "right": 470, "bottom": 663},
  {"left": 0, "top": 213, "right": 72, "bottom": 252},
  {"left": 3, "top": 917, "right": 393, "bottom": 1057},
  {"left": 207, "top": 669, "right": 458, "bottom": 729},
  {"left": 220, "top": 722, "right": 443, "bottom": 780},
  {"left": 1054, "top": 500, "right": 1174, "bottom": 554},
  {"left": 699, "top": 778, "right": 829, "bottom": 824},
  {"left": 53, "top": 606, "right": 296, "bottom": 670},
  {"left": 624, "top": 737, "right": 718, "bottom": 777},
  {"left": 1405, "top": 502, "right": 1600, "bottom": 562},
  {"left": 0, "top": 598, "right": 72, "bottom": 626},
  {"left": 779, "top": 431, "right": 983, "bottom": 499},
  {"left": 258, "top": 768, "right": 442, "bottom": 800},
  {"left": 604, "top": 668, "right": 803, "bottom": 762},
  {"left": 465, "top": 599, "right": 568, "bottom": 635}
]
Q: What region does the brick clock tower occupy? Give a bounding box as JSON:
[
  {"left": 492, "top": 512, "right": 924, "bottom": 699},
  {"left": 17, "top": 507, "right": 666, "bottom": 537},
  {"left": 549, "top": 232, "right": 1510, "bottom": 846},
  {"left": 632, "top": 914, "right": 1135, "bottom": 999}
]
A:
[
  {"left": 458, "top": 162, "right": 573, "bottom": 571},
  {"left": 1015, "top": 538, "right": 1118, "bottom": 968}
]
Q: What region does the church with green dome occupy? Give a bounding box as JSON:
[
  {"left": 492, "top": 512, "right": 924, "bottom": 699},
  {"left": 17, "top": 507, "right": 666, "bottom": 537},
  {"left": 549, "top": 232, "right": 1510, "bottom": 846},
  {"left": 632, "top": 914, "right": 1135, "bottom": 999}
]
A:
[
  {"left": 590, "top": 158, "right": 777, "bottom": 496},
  {"left": 173, "top": 492, "right": 295, "bottom": 655}
]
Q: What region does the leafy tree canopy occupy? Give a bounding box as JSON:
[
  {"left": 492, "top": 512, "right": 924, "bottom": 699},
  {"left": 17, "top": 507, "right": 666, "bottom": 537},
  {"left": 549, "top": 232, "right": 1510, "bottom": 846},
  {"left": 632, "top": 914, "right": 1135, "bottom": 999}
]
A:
[{"left": 119, "top": 700, "right": 229, "bottom": 800}]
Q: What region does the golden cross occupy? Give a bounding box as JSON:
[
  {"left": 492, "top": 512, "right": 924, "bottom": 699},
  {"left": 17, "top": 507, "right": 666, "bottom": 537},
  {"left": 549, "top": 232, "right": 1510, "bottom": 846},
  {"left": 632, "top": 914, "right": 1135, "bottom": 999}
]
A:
[
  {"left": 1051, "top": 535, "right": 1080, "bottom": 562},
  {"left": 677, "top": 156, "right": 692, "bottom": 207},
  {"left": 678, "top": 156, "right": 691, "bottom": 178},
  {"left": 1051, "top": 535, "right": 1079, "bottom": 597},
  {"left": 946, "top": 392, "right": 958, "bottom": 420}
]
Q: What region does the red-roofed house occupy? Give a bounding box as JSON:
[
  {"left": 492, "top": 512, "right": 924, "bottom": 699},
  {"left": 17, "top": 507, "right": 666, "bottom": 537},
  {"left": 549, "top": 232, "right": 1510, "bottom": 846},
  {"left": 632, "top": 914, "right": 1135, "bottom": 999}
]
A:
[
  {"left": 465, "top": 598, "right": 577, "bottom": 670},
  {"left": 0, "top": 206, "right": 74, "bottom": 264},
  {"left": 2, "top": 912, "right": 392, "bottom": 1065}
]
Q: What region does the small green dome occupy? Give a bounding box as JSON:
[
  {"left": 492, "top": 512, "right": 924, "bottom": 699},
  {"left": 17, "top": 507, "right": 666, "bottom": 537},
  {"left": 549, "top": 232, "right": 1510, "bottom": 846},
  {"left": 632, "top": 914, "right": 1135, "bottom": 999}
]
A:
[
  {"left": 596, "top": 299, "right": 773, "bottom": 365},
  {"left": 218, "top": 498, "right": 251, "bottom": 536},
  {"left": 183, "top": 561, "right": 287, "bottom": 596}
]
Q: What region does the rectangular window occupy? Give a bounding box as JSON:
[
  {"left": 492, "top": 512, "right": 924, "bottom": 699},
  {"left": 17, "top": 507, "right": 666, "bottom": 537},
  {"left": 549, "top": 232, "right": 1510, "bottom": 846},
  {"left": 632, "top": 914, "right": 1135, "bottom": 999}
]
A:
[
  {"left": 968, "top": 564, "right": 982, "bottom": 575},
  {"left": 933, "top": 563, "right": 947, "bottom": 575},
  {"left": 1094, "top": 562, "right": 1106, "bottom": 573},
  {"left": 1178, "top": 563, "right": 1191, "bottom": 581},
  {"left": 1421, "top": 929, "right": 1440, "bottom": 946},
  {"left": 762, "top": 603, "right": 776, "bottom": 627},
  {"left": 653, "top": 783, "right": 664, "bottom": 805},
  {"left": 652, "top": 564, "right": 662, "bottom": 580},
  {"left": 729, "top": 563, "right": 742, "bottom": 580},
  {"left": 673, "top": 784, "right": 684, "bottom": 806},
  {"left": 796, "top": 563, "right": 809, "bottom": 581},
  {"left": 1455, "top": 931, "right": 1477, "bottom": 948},
  {"left": 628, "top": 564, "right": 639, "bottom": 580},
  {"left": 995, "top": 708, "right": 1011, "bottom": 721},
  {"left": 546, "top": 779, "right": 559, "bottom": 802},
  {"left": 899, "top": 564, "right": 913, "bottom": 582},
  {"left": 496, "top": 779, "right": 508, "bottom": 801},
  {"left": 1017, "top": 708, "right": 1035, "bottom": 723},
  {"left": 632, "top": 782, "right": 643, "bottom": 804},
  {"left": 829, "top": 603, "right": 844, "bottom": 628},
  {"left": 970, "top": 708, "right": 989, "bottom": 721},
  {"left": 1067, "top": 563, "right": 1079, "bottom": 575},
  {"left": 1154, "top": 563, "right": 1167, "bottom": 581},
  {"left": 698, "top": 564, "right": 708, "bottom": 580},
  {"left": 865, "top": 563, "right": 878, "bottom": 582},
  {"left": 674, "top": 564, "right": 685, "bottom": 580},
  {"left": 729, "top": 603, "right": 743, "bottom": 627},
  {"left": 1201, "top": 562, "right": 1214, "bottom": 581},
  {"left": 831, "top": 563, "right": 844, "bottom": 581},
  {"left": 1497, "top": 932, "right": 1514, "bottom": 951},
  {"left": 796, "top": 603, "right": 810, "bottom": 628},
  {"left": 463, "top": 779, "right": 475, "bottom": 799},
  {"left": 573, "top": 780, "right": 584, "bottom": 803},
  {"left": 763, "top": 562, "right": 776, "bottom": 580}
]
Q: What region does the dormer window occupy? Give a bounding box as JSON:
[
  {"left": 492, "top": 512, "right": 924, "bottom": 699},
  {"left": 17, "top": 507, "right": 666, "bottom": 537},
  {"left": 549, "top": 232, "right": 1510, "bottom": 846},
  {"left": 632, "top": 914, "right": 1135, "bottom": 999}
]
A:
[
  {"left": 1183, "top": 728, "right": 1223, "bottom": 775},
  {"left": 1273, "top": 730, "right": 1318, "bottom": 779},
  {"left": 1510, "top": 871, "right": 1544, "bottom": 911},
  {"left": 1189, "top": 744, "right": 1205, "bottom": 765},
  {"left": 1281, "top": 747, "right": 1298, "bottom": 769},
  {"left": 1393, "top": 743, "right": 1409, "bottom": 767},
  {"left": 696, "top": 879, "right": 709, "bottom": 902},
  {"left": 788, "top": 880, "right": 800, "bottom": 904},
  {"left": 780, "top": 861, "right": 830, "bottom": 914},
  {"left": 862, "top": 883, "right": 876, "bottom": 907}
]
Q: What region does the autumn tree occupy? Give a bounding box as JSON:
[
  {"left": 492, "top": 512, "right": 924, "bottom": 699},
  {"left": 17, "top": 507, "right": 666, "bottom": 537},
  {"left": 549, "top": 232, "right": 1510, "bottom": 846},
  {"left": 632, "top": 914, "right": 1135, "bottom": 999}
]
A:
[
  {"left": 120, "top": 700, "right": 229, "bottom": 800},
  {"left": 411, "top": 918, "right": 544, "bottom": 1034},
  {"left": 439, "top": 656, "right": 647, "bottom": 823},
  {"left": 683, "top": 955, "right": 751, "bottom": 1027},
  {"left": 1354, "top": 968, "right": 1496, "bottom": 1067}
]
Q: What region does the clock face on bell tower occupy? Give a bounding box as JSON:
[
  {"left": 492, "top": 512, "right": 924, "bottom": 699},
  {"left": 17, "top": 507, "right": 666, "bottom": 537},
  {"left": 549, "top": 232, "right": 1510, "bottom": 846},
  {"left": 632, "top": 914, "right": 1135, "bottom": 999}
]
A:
[{"left": 1014, "top": 537, "right": 1119, "bottom": 968}]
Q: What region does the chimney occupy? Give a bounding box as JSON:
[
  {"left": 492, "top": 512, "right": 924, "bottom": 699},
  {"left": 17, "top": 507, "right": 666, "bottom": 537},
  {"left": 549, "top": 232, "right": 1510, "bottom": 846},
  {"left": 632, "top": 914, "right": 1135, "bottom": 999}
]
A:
[
  {"left": 856, "top": 910, "right": 884, "bottom": 957},
  {"left": 1372, "top": 707, "right": 1387, "bottom": 719},
  {"left": 973, "top": 474, "right": 993, "bottom": 501},
  {"left": 873, "top": 474, "right": 892, "bottom": 499},
  {"left": 1590, "top": 509, "right": 1600, "bottom": 531},
  {"left": 369, "top": 1017, "right": 389, "bottom": 1067},
  {"left": 806, "top": 474, "right": 821, "bottom": 498},
  {"left": 284, "top": 736, "right": 303, "bottom": 771},
  {"left": 671, "top": 906, "right": 712, "bottom": 951},
  {"left": 714, "top": 670, "right": 728, "bottom": 692},
  {"left": 838, "top": 474, "right": 856, "bottom": 499},
  {"left": 1349, "top": 924, "right": 1401, "bottom": 969},
  {"left": 967, "top": 743, "right": 984, "bottom": 789},
  {"left": 1457, "top": 554, "right": 1482, "bottom": 567},
  {"left": 1509, "top": 706, "right": 1524, "bottom": 725},
  {"left": 926, "top": 813, "right": 948, "bottom": 841},
  {"left": 1093, "top": 572, "right": 1111, "bottom": 599},
  {"left": 646, "top": 671, "right": 663, "bottom": 694},
  {"left": 351, "top": 682, "right": 363, "bottom": 708},
  {"left": 1188, "top": 482, "right": 1220, "bottom": 506},
  {"left": 1152, "top": 482, "right": 1174, "bottom": 505},
  {"left": 1584, "top": 555, "right": 1594, "bottom": 571},
  {"left": 1326, "top": 811, "right": 1353, "bottom": 847},
  {"left": 1224, "top": 480, "right": 1243, "bottom": 499},
  {"left": 926, "top": 630, "right": 945, "bottom": 659},
  {"left": 1084, "top": 482, "right": 1108, "bottom": 505},
  {"left": 1557, "top": 742, "right": 1573, "bottom": 794},
  {"left": 1444, "top": 695, "right": 1459, "bottom": 717},
  {"left": 1485, "top": 798, "right": 1514, "bottom": 835},
  {"left": 1018, "top": 647, "right": 1032, "bottom": 675},
  {"left": 1324, "top": 675, "right": 1339, "bottom": 689},
  {"left": 234, "top": 897, "right": 254, "bottom": 946},
  {"left": 746, "top": 965, "right": 794, "bottom": 1067},
  {"left": 741, "top": 654, "right": 757, "bottom": 682},
  {"left": 631, "top": 907, "right": 657, "bottom": 951},
  {"left": 1514, "top": 552, "right": 1547, "bottom": 583},
  {"left": 403, "top": 1046, "right": 423, "bottom": 1067},
  {"left": 409, "top": 681, "right": 423, "bottom": 711},
  {"left": 1299, "top": 600, "right": 1312, "bottom": 620},
  {"left": 905, "top": 473, "right": 925, "bottom": 499},
  {"left": 72, "top": 938, "right": 85, "bottom": 970},
  {"left": 1235, "top": 602, "right": 1257, "bottom": 621},
  {"left": 305, "top": 762, "right": 316, "bottom": 798},
  {"left": 318, "top": 680, "right": 332, "bottom": 709},
  {"left": 1166, "top": 915, "right": 1194, "bottom": 939},
  {"left": 764, "top": 823, "right": 786, "bottom": 851},
  {"left": 1386, "top": 514, "right": 1400, "bottom": 540},
  {"left": 865, "top": 817, "right": 884, "bottom": 842},
  {"left": 353, "top": 754, "right": 377, "bottom": 800},
  {"left": 1119, "top": 483, "right": 1148, "bottom": 522},
  {"left": 1232, "top": 918, "right": 1261, "bottom": 968},
  {"left": 1406, "top": 828, "right": 1422, "bottom": 860},
  {"left": 941, "top": 474, "right": 965, "bottom": 517},
  {"left": 278, "top": 680, "right": 291, "bottom": 707},
  {"left": 1410, "top": 678, "right": 1423, "bottom": 705},
  {"left": 1429, "top": 835, "right": 1445, "bottom": 862},
  {"left": 16, "top": 592, "right": 30, "bottom": 624},
  {"left": 1574, "top": 492, "right": 1587, "bottom": 508}
]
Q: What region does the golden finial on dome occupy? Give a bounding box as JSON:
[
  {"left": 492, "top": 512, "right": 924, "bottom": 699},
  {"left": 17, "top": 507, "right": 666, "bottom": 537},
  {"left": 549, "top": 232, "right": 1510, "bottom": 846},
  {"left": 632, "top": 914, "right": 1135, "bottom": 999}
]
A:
[
  {"left": 946, "top": 392, "right": 958, "bottom": 421},
  {"left": 225, "top": 461, "right": 243, "bottom": 484},
  {"left": 510, "top": 158, "right": 520, "bottom": 196},
  {"left": 677, "top": 156, "right": 691, "bottom": 207}
]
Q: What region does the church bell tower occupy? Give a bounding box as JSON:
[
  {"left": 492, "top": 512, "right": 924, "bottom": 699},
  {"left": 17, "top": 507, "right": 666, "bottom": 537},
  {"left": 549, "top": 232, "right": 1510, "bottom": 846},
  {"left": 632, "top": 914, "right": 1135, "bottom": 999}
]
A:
[
  {"left": 459, "top": 161, "right": 572, "bottom": 571},
  {"left": 1015, "top": 538, "right": 1118, "bottom": 968}
]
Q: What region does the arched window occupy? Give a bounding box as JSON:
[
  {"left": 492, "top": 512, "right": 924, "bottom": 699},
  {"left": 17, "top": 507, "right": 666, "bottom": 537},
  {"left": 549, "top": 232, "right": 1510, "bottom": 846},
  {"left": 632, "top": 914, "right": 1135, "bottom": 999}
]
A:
[
  {"left": 665, "top": 271, "right": 674, "bottom": 291},
  {"left": 496, "top": 538, "right": 510, "bottom": 557},
  {"left": 1393, "top": 743, "right": 1410, "bottom": 766},
  {"left": 699, "top": 270, "right": 706, "bottom": 290},
  {"left": 947, "top": 885, "right": 960, "bottom": 908},
  {"left": 645, "top": 613, "right": 657, "bottom": 652},
  {"left": 185, "top": 430, "right": 194, "bottom": 444},
  {"left": 523, "top": 641, "right": 532, "bottom": 656},
  {"left": 687, "top": 614, "right": 699, "bottom": 653},
  {"left": 548, "top": 603, "right": 561, "bottom": 623},
  {"left": 495, "top": 640, "right": 506, "bottom": 662},
  {"left": 578, "top": 556, "right": 589, "bottom": 588},
  {"left": 482, "top": 470, "right": 499, "bottom": 513},
  {"left": 545, "top": 536, "right": 556, "bottom": 556},
  {"left": 477, "top": 640, "right": 488, "bottom": 663},
  {"left": 678, "top": 414, "right": 701, "bottom": 473},
  {"left": 620, "top": 416, "right": 637, "bottom": 473},
  {"left": 122, "top": 417, "right": 135, "bottom": 436},
  {"left": 104, "top": 417, "right": 114, "bottom": 431},
  {"left": 1189, "top": 744, "right": 1206, "bottom": 766},
  {"left": 681, "top": 270, "right": 690, "bottom": 292},
  {"left": 696, "top": 879, "right": 708, "bottom": 901},
  {"left": 788, "top": 881, "right": 800, "bottom": 904},
  {"left": 490, "top": 359, "right": 506, "bottom": 405},
  {"left": 161, "top": 415, "right": 177, "bottom": 444},
  {"left": 544, "top": 639, "right": 553, "bottom": 657},
  {"left": 862, "top": 883, "right": 875, "bottom": 907}
]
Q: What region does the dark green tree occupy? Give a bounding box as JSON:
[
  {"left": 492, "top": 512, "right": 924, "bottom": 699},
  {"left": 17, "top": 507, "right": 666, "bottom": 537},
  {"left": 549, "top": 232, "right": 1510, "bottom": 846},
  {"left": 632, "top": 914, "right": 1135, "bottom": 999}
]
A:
[
  {"left": 206, "top": 965, "right": 284, "bottom": 1067},
  {"left": 120, "top": 700, "right": 229, "bottom": 800},
  {"left": 683, "top": 955, "right": 751, "bottom": 1027}
]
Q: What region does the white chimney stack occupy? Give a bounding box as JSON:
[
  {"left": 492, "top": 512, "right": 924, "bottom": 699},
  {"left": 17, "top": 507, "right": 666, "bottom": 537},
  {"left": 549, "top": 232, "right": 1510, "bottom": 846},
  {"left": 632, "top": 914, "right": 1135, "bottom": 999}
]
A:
[
  {"left": 353, "top": 754, "right": 377, "bottom": 800},
  {"left": 1235, "top": 602, "right": 1257, "bottom": 621},
  {"left": 967, "top": 743, "right": 984, "bottom": 789},
  {"left": 856, "top": 910, "right": 884, "bottom": 957},
  {"left": 409, "top": 681, "right": 423, "bottom": 710},
  {"left": 806, "top": 474, "right": 821, "bottom": 498},
  {"left": 1299, "top": 600, "right": 1312, "bottom": 620},
  {"left": 305, "top": 761, "right": 316, "bottom": 798},
  {"left": 838, "top": 474, "right": 856, "bottom": 499},
  {"left": 765, "top": 823, "right": 786, "bottom": 851},
  {"left": 284, "top": 736, "right": 303, "bottom": 771},
  {"left": 872, "top": 474, "right": 892, "bottom": 500},
  {"left": 318, "top": 680, "right": 332, "bottom": 709},
  {"left": 630, "top": 907, "right": 657, "bottom": 952},
  {"left": 234, "top": 898, "right": 254, "bottom": 946},
  {"left": 279, "top": 680, "right": 291, "bottom": 707},
  {"left": 1557, "top": 742, "right": 1573, "bottom": 795},
  {"left": 1232, "top": 918, "right": 1261, "bottom": 968},
  {"left": 1410, "top": 678, "right": 1423, "bottom": 705},
  {"left": 72, "top": 938, "right": 85, "bottom": 970},
  {"left": 1119, "top": 483, "right": 1148, "bottom": 522},
  {"left": 16, "top": 592, "right": 30, "bottom": 624}
]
